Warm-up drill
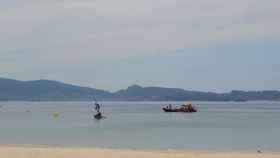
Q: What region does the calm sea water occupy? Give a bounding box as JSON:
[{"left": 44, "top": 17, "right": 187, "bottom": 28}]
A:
[{"left": 0, "top": 101, "right": 280, "bottom": 151}]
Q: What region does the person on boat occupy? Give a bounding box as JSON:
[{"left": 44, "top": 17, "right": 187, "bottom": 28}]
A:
[
  {"left": 95, "top": 102, "right": 100, "bottom": 113},
  {"left": 168, "top": 104, "right": 172, "bottom": 110},
  {"left": 187, "top": 104, "right": 192, "bottom": 111}
]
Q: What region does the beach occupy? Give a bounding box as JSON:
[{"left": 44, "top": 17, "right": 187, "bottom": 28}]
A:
[{"left": 0, "top": 145, "right": 279, "bottom": 158}]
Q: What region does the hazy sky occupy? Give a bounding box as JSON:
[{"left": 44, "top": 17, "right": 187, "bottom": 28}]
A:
[{"left": 1, "top": 0, "right": 280, "bottom": 92}]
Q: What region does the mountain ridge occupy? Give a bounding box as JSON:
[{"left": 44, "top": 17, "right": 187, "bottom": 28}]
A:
[{"left": 0, "top": 78, "right": 280, "bottom": 101}]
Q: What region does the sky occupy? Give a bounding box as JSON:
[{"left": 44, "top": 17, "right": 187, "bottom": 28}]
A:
[{"left": 0, "top": 0, "right": 280, "bottom": 92}]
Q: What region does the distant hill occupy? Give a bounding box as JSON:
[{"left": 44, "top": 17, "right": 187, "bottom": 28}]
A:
[
  {"left": 113, "top": 85, "right": 280, "bottom": 101},
  {"left": 0, "top": 78, "right": 111, "bottom": 101},
  {"left": 0, "top": 78, "right": 280, "bottom": 101},
  {"left": 113, "top": 85, "right": 218, "bottom": 101}
]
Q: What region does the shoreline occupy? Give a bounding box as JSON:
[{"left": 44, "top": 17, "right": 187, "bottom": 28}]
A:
[
  {"left": 0, "top": 144, "right": 279, "bottom": 158},
  {"left": 1, "top": 144, "right": 279, "bottom": 152}
]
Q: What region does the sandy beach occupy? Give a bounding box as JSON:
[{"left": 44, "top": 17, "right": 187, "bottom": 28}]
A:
[{"left": 0, "top": 145, "right": 279, "bottom": 158}]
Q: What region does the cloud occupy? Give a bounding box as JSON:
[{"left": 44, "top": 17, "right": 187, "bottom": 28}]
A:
[
  {"left": 0, "top": 0, "right": 280, "bottom": 90},
  {"left": 1, "top": 0, "right": 280, "bottom": 62}
]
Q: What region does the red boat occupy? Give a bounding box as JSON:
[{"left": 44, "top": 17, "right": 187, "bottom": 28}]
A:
[{"left": 162, "top": 104, "right": 197, "bottom": 113}]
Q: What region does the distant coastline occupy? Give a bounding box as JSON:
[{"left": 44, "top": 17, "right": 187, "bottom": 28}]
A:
[{"left": 1, "top": 78, "right": 280, "bottom": 101}]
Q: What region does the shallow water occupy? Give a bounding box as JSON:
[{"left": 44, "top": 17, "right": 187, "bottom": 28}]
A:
[{"left": 0, "top": 101, "right": 280, "bottom": 151}]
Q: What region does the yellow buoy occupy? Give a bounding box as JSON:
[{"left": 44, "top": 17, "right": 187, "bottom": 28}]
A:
[{"left": 52, "top": 112, "right": 60, "bottom": 118}]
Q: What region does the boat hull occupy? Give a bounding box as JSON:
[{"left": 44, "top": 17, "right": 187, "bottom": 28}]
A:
[
  {"left": 94, "top": 113, "right": 106, "bottom": 119},
  {"left": 162, "top": 107, "right": 197, "bottom": 113}
]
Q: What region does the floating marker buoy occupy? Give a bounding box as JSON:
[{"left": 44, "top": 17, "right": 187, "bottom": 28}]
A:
[{"left": 52, "top": 112, "right": 60, "bottom": 118}]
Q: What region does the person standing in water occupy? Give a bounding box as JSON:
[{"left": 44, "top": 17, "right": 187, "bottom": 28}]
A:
[
  {"left": 92, "top": 97, "right": 106, "bottom": 119},
  {"left": 95, "top": 102, "right": 100, "bottom": 113},
  {"left": 94, "top": 102, "right": 103, "bottom": 119},
  {"left": 93, "top": 97, "right": 101, "bottom": 113}
]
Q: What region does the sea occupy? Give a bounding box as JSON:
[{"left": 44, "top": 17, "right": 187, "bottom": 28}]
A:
[{"left": 0, "top": 101, "right": 280, "bottom": 151}]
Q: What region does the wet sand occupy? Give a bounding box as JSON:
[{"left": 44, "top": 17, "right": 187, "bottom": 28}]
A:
[{"left": 0, "top": 145, "right": 279, "bottom": 158}]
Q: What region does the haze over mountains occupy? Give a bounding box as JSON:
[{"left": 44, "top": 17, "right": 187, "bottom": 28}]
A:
[{"left": 0, "top": 78, "right": 280, "bottom": 101}]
